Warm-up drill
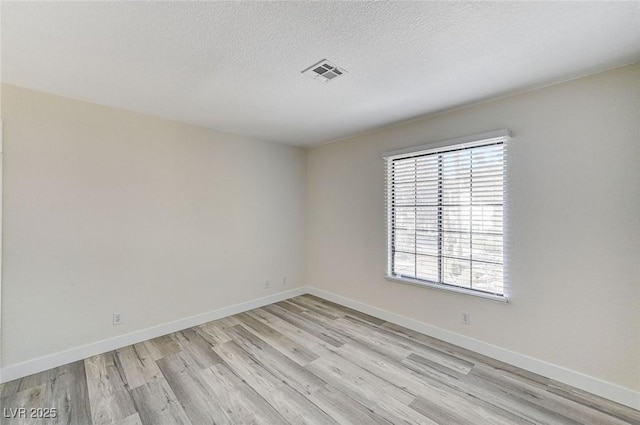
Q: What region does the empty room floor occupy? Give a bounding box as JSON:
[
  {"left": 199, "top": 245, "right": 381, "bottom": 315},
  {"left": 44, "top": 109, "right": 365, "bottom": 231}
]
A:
[{"left": 1, "top": 295, "right": 638, "bottom": 425}]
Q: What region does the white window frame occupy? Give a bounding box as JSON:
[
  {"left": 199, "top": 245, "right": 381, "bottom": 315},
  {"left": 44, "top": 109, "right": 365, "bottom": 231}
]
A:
[{"left": 384, "top": 129, "right": 510, "bottom": 302}]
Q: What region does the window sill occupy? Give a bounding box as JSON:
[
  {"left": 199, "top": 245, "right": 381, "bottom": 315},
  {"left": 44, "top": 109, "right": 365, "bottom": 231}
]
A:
[{"left": 385, "top": 275, "right": 509, "bottom": 303}]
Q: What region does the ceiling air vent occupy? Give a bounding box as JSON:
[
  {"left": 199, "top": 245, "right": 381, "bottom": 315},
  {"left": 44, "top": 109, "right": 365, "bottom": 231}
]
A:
[{"left": 301, "top": 59, "right": 347, "bottom": 83}]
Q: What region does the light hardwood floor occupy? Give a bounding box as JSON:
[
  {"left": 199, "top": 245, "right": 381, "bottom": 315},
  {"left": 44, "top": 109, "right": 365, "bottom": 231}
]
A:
[{"left": 1, "top": 295, "right": 639, "bottom": 425}]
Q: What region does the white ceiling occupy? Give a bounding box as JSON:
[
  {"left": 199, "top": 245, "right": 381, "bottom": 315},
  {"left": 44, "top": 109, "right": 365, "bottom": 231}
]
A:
[{"left": 2, "top": 2, "right": 639, "bottom": 146}]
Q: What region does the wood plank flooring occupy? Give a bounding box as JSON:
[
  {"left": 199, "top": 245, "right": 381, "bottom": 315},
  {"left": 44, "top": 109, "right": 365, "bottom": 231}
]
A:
[{"left": 1, "top": 295, "right": 639, "bottom": 425}]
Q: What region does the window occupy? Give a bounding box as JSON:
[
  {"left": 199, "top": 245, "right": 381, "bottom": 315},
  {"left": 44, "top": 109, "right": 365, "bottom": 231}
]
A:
[{"left": 384, "top": 130, "right": 509, "bottom": 300}]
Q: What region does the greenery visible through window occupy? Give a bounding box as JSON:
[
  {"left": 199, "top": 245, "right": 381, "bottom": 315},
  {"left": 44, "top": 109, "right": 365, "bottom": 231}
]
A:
[{"left": 385, "top": 133, "right": 507, "bottom": 297}]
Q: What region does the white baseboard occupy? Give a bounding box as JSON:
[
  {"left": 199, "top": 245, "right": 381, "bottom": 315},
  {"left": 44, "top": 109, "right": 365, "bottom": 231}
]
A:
[
  {"left": 0, "top": 286, "right": 306, "bottom": 384},
  {"left": 307, "top": 287, "right": 640, "bottom": 411},
  {"left": 2, "top": 285, "right": 638, "bottom": 411}
]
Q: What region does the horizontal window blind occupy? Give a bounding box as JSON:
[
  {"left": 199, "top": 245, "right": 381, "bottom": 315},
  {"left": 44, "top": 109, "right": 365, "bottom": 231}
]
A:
[{"left": 385, "top": 134, "right": 507, "bottom": 297}]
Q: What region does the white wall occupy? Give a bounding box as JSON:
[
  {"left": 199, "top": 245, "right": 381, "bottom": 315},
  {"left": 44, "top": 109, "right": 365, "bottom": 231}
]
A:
[
  {"left": 1, "top": 84, "right": 307, "bottom": 367},
  {"left": 307, "top": 63, "right": 640, "bottom": 392}
]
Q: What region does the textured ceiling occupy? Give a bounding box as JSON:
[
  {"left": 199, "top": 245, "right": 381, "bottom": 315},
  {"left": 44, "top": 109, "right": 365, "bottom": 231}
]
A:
[{"left": 2, "top": 2, "right": 639, "bottom": 146}]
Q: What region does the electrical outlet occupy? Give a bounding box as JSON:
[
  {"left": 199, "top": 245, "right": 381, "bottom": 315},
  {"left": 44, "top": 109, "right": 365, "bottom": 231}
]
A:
[
  {"left": 113, "top": 312, "right": 122, "bottom": 326},
  {"left": 462, "top": 312, "right": 471, "bottom": 325},
  {"left": 282, "top": 276, "right": 287, "bottom": 285},
  {"left": 265, "top": 280, "right": 271, "bottom": 289}
]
